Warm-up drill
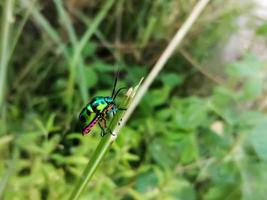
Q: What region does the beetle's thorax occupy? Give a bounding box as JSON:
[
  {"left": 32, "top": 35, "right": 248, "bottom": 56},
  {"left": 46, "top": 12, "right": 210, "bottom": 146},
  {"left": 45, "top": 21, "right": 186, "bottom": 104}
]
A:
[{"left": 104, "top": 96, "right": 114, "bottom": 104}]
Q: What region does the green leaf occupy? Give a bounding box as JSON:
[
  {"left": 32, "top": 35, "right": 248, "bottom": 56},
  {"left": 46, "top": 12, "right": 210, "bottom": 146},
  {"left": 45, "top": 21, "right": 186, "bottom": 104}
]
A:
[
  {"left": 236, "top": 111, "right": 265, "bottom": 127},
  {"left": 227, "top": 54, "right": 263, "bottom": 78},
  {"left": 91, "top": 61, "right": 114, "bottom": 73},
  {"left": 168, "top": 179, "right": 196, "bottom": 200},
  {"left": 179, "top": 134, "right": 199, "bottom": 164},
  {"left": 249, "top": 118, "right": 267, "bottom": 161},
  {"left": 238, "top": 160, "right": 267, "bottom": 200},
  {"left": 242, "top": 79, "right": 263, "bottom": 100},
  {"left": 212, "top": 86, "right": 235, "bottom": 108},
  {"left": 149, "top": 138, "right": 177, "bottom": 168},
  {"left": 161, "top": 73, "right": 184, "bottom": 88},
  {"left": 256, "top": 22, "right": 267, "bottom": 36},
  {"left": 145, "top": 86, "right": 171, "bottom": 107},
  {"left": 155, "top": 108, "right": 172, "bottom": 120},
  {"left": 84, "top": 67, "right": 98, "bottom": 89},
  {"left": 136, "top": 170, "right": 158, "bottom": 193},
  {"left": 173, "top": 97, "right": 208, "bottom": 130},
  {"left": 82, "top": 42, "right": 97, "bottom": 57}
]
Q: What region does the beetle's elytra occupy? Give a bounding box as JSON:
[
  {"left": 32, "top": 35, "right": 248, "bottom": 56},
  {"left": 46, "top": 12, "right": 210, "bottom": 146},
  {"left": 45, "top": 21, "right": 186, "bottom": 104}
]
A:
[{"left": 78, "top": 75, "right": 127, "bottom": 136}]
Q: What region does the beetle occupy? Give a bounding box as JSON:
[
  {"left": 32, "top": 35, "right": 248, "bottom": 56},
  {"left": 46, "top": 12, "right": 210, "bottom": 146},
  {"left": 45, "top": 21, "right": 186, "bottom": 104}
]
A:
[{"left": 78, "top": 74, "right": 127, "bottom": 136}]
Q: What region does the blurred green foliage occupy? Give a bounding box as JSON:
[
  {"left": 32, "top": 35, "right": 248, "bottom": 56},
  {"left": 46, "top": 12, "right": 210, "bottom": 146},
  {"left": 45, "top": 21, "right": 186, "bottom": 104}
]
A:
[{"left": 0, "top": 0, "right": 267, "bottom": 200}]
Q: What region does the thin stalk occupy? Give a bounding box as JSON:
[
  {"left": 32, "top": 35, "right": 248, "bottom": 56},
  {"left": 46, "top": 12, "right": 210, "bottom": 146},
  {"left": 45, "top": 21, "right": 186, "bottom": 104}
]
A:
[
  {"left": 69, "top": 0, "right": 210, "bottom": 199},
  {"left": 54, "top": 0, "right": 78, "bottom": 46},
  {"left": 0, "top": 0, "right": 14, "bottom": 111},
  {"left": 118, "top": 0, "right": 211, "bottom": 129}
]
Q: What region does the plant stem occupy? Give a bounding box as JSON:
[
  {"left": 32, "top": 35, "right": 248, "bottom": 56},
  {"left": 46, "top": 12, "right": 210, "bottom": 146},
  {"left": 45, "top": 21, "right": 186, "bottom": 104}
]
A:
[{"left": 0, "top": 0, "right": 14, "bottom": 111}]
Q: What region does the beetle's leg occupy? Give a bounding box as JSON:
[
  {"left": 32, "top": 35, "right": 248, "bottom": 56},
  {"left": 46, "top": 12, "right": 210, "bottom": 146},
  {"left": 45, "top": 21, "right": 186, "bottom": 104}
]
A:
[
  {"left": 103, "top": 117, "right": 107, "bottom": 128},
  {"left": 118, "top": 108, "right": 127, "bottom": 111},
  {"left": 98, "top": 116, "right": 115, "bottom": 137},
  {"left": 102, "top": 118, "right": 115, "bottom": 136},
  {"left": 106, "top": 127, "right": 115, "bottom": 136},
  {"left": 98, "top": 122, "right": 106, "bottom": 137},
  {"left": 100, "top": 118, "right": 116, "bottom": 136}
]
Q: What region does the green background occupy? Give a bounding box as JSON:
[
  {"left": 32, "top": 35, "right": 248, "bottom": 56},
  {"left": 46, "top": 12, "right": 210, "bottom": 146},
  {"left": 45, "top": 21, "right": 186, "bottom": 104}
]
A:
[{"left": 1, "top": 0, "right": 267, "bottom": 199}]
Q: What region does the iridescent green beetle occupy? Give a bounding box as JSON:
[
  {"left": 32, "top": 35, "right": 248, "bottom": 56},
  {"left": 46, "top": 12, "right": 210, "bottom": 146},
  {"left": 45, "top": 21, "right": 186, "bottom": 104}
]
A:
[{"left": 78, "top": 75, "right": 126, "bottom": 136}]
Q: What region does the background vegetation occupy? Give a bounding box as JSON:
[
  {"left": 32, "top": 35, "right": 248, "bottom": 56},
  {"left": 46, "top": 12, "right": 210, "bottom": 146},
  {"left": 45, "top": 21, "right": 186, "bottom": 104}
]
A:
[{"left": 1, "top": 0, "right": 267, "bottom": 199}]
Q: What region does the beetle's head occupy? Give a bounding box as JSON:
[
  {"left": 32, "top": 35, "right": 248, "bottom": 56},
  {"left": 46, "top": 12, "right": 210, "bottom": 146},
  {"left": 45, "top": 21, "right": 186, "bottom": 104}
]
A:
[{"left": 104, "top": 96, "right": 113, "bottom": 103}]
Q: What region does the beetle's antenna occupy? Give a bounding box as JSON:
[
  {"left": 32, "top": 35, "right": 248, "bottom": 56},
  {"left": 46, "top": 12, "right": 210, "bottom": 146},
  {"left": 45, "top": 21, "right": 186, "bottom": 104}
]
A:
[
  {"left": 111, "top": 70, "right": 119, "bottom": 98},
  {"left": 113, "top": 87, "right": 127, "bottom": 100}
]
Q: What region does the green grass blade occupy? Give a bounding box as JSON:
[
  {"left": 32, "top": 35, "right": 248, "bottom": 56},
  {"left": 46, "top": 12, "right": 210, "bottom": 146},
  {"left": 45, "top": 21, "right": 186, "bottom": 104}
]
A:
[
  {"left": 54, "top": 0, "right": 90, "bottom": 106},
  {"left": 54, "top": 0, "right": 77, "bottom": 45},
  {"left": 73, "top": 10, "right": 118, "bottom": 61},
  {"left": 20, "top": 0, "right": 70, "bottom": 61},
  {"left": 0, "top": 0, "right": 14, "bottom": 111},
  {"left": 9, "top": 7, "right": 30, "bottom": 64},
  {"left": 0, "top": 146, "right": 18, "bottom": 198},
  {"left": 72, "top": 0, "right": 115, "bottom": 64},
  {"left": 66, "top": 0, "right": 115, "bottom": 109}
]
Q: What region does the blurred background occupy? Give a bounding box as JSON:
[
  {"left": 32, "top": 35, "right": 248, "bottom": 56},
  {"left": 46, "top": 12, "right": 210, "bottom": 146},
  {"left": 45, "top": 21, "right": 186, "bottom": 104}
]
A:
[{"left": 1, "top": 0, "right": 267, "bottom": 199}]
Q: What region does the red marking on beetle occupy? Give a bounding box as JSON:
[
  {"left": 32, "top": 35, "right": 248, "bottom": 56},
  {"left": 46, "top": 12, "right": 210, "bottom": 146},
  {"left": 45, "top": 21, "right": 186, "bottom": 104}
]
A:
[{"left": 82, "top": 117, "right": 98, "bottom": 135}]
